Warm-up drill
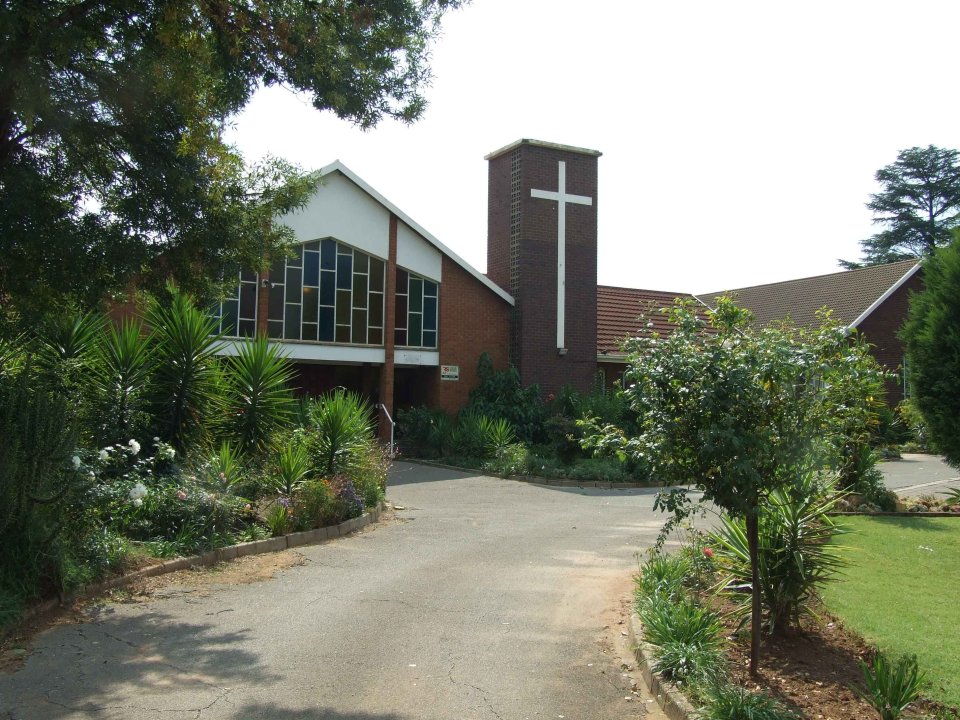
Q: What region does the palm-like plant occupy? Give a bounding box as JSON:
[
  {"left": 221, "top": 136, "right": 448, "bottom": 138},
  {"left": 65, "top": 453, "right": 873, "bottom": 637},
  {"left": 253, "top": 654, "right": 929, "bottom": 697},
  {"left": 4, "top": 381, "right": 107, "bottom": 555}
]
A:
[
  {"left": 221, "top": 336, "right": 294, "bottom": 456},
  {"left": 89, "top": 317, "right": 155, "bottom": 445},
  {"left": 272, "top": 437, "right": 312, "bottom": 496},
  {"left": 147, "top": 288, "right": 223, "bottom": 452},
  {"left": 307, "top": 389, "right": 374, "bottom": 476},
  {"left": 33, "top": 310, "right": 104, "bottom": 394},
  {"left": 710, "top": 473, "right": 848, "bottom": 635}
]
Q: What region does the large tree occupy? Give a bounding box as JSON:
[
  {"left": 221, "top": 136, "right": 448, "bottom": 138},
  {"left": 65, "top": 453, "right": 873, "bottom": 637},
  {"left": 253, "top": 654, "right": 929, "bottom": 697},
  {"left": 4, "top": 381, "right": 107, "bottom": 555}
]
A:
[
  {"left": 843, "top": 145, "right": 960, "bottom": 268},
  {"left": 0, "top": 1, "right": 462, "bottom": 321},
  {"left": 901, "top": 233, "right": 960, "bottom": 467}
]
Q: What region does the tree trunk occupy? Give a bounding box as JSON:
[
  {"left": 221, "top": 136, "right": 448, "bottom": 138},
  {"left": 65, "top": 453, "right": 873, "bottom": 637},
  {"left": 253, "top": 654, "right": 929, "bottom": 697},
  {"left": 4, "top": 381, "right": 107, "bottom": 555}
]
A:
[{"left": 747, "top": 511, "right": 761, "bottom": 677}]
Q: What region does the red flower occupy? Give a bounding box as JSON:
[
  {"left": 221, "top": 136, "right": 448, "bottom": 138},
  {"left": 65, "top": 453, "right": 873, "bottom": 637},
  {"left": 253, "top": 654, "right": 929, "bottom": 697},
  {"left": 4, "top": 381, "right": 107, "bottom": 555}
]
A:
[{"left": 703, "top": 547, "right": 714, "bottom": 559}]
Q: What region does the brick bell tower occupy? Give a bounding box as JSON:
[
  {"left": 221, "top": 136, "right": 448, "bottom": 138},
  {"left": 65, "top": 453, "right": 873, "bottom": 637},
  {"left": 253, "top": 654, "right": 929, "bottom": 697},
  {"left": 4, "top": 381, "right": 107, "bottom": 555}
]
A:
[{"left": 486, "top": 139, "right": 601, "bottom": 396}]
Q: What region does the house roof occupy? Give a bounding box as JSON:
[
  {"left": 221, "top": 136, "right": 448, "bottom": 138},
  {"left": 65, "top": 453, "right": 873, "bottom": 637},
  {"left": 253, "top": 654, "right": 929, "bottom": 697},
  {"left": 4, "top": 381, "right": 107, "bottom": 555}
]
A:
[
  {"left": 695, "top": 260, "right": 921, "bottom": 329},
  {"left": 596, "top": 286, "right": 700, "bottom": 356},
  {"left": 318, "top": 161, "right": 515, "bottom": 306}
]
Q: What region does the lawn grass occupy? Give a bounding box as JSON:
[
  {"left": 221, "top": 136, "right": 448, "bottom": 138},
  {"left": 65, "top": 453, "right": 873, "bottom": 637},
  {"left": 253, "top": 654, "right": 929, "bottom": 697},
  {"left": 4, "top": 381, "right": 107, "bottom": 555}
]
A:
[{"left": 821, "top": 516, "right": 960, "bottom": 710}]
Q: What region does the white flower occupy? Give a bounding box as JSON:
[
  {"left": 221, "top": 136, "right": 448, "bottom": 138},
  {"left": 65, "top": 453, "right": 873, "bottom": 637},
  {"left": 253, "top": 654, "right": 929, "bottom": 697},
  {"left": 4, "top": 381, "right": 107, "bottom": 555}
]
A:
[
  {"left": 98, "top": 449, "right": 110, "bottom": 462},
  {"left": 71, "top": 455, "right": 81, "bottom": 470},
  {"left": 129, "top": 482, "right": 148, "bottom": 502},
  {"left": 133, "top": 498, "right": 143, "bottom": 507},
  {"left": 153, "top": 436, "right": 160, "bottom": 442},
  {"left": 160, "top": 446, "right": 176, "bottom": 461},
  {"left": 88, "top": 471, "right": 96, "bottom": 479},
  {"left": 127, "top": 439, "right": 141, "bottom": 455}
]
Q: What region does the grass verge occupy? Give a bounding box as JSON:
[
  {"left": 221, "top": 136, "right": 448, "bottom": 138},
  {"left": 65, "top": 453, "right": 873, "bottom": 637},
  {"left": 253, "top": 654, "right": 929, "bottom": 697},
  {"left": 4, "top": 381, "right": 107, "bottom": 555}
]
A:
[{"left": 821, "top": 516, "right": 960, "bottom": 709}]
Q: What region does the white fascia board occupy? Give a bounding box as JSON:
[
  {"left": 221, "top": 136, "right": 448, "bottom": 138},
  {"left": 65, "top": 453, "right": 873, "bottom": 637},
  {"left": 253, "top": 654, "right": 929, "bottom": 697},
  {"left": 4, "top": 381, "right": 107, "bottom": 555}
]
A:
[
  {"left": 217, "top": 339, "right": 384, "bottom": 365},
  {"left": 319, "top": 161, "right": 515, "bottom": 307},
  {"left": 849, "top": 261, "right": 923, "bottom": 330},
  {"left": 596, "top": 354, "right": 629, "bottom": 364},
  {"left": 394, "top": 349, "right": 440, "bottom": 367}
]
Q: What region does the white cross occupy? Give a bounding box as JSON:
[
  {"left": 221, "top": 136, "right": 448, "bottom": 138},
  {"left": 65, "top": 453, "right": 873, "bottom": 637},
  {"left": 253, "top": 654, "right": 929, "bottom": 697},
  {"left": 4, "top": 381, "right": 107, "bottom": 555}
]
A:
[{"left": 530, "top": 161, "right": 593, "bottom": 350}]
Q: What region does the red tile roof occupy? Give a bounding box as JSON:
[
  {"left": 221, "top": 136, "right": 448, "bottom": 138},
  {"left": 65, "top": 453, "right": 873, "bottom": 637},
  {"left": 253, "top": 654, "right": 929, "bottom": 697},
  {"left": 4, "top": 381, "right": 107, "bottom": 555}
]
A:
[{"left": 596, "top": 286, "right": 699, "bottom": 355}]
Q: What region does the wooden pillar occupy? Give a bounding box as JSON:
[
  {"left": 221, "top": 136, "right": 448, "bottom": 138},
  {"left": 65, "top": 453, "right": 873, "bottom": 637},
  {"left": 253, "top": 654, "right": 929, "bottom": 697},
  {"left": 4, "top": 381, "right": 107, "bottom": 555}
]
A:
[{"left": 378, "top": 214, "right": 398, "bottom": 442}]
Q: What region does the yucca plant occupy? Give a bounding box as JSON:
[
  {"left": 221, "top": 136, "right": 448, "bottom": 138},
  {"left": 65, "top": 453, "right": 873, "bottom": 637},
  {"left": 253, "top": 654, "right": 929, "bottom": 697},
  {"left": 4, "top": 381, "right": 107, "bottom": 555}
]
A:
[
  {"left": 147, "top": 288, "right": 224, "bottom": 452},
  {"left": 858, "top": 653, "right": 926, "bottom": 720},
  {"left": 33, "top": 310, "right": 103, "bottom": 401},
  {"left": 88, "top": 317, "right": 155, "bottom": 445},
  {"left": 221, "top": 336, "right": 295, "bottom": 456},
  {"left": 485, "top": 416, "right": 516, "bottom": 456},
  {"left": 710, "top": 473, "right": 848, "bottom": 635},
  {"left": 306, "top": 389, "right": 374, "bottom": 476},
  {"left": 272, "top": 437, "right": 312, "bottom": 496},
  {"left": 453, "top": 410, "right": 489, "bottom": 458}
]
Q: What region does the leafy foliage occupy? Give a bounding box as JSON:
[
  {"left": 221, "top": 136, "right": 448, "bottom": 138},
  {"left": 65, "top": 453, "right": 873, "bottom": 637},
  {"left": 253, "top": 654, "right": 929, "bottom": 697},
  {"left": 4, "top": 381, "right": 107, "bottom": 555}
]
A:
[
  {"left": 710, "top": 475, "right": 848, "bottom": 635},
  {"left": 901, "top": 235, "right": 960, "bottom": 466},
  {"left": 304, "top": 388, "right": 375, "bottom": 476},
  {"left": 0, "top": 1, "right": 463, "bottom": 318},
  {"left": 700, "top": 684, "right": 800, "bottom": 720},
  {"left": 843, "top": 146, "right": 960, "bottom": 267},
  {"left": 146, "top": 288, "right": 224, "bottom": 452},
  {"left": 88, "top": 317, "right": 155, "bottom": 446},
  {"left": 467, "top": 353, "right": 544, "bottom": 443},
  {"left": 220, "top": 336, "right": 294, "bottom": 455},
  {"left": 858, "top": 653, "right": 926, "bottom": 720},
  {"left": 582, "top": 297, "right": 887, "bottom": 675}
]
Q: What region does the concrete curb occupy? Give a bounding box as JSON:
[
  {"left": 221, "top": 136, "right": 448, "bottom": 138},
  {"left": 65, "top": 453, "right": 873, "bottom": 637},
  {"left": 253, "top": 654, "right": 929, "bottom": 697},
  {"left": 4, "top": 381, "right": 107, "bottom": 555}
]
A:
[
  {"left": 628, "top": 613, "right": 698, "bottom": 720},
  {"left": 12, "top": 504, "right": 385, "bottom": 633},
  {"left": 405, "top": 459, "right": 655, "bottom": 489}
]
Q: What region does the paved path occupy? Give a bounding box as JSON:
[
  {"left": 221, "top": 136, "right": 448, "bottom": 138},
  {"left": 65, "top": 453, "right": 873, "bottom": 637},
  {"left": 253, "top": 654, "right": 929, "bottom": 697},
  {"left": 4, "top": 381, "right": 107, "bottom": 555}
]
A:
[
  {"left": 1, "top": 463, "right": 673, "bottom": 720},
  {"left": 880, "top": 453, "right": 959, "bottom": 498}
]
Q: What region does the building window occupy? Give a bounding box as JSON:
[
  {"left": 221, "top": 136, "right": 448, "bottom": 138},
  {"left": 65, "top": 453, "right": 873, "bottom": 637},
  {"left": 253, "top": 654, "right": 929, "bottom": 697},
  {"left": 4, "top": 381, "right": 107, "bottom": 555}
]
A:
[
  {"left": 267, "top": 239, "right": 385, "bottom": 345},
  {"left": 214, "top": 269, "right": 258, "bottom": 338},
  {"left": 395, "top": 267, "right": 438, "bottom": 348}
]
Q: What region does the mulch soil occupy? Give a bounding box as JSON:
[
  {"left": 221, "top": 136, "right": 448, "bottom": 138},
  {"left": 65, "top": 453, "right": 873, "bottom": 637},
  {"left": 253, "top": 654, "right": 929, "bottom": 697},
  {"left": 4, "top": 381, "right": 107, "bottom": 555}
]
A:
[{"left": 715, "top": 599, "right": 957, "bottom": 720}]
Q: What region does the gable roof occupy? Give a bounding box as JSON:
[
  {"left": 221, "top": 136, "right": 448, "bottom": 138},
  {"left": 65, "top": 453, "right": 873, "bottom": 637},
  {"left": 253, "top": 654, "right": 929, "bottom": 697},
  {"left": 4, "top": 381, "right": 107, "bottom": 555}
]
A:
[
  {"left": 318, "top": 161, "right": 515, "bottom": 306},
  {"left": 596, "top": 286, "right": 700, "bottom": 356},
  {"left": 695, "top": 259, "right": 921, "bottom": 329}
]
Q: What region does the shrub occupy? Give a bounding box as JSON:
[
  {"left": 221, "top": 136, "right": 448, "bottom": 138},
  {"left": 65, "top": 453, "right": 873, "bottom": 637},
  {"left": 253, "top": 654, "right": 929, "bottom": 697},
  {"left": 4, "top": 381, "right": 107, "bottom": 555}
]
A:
[
  {"left": 896, "top": 399, "right": 937, "bottom": 453},
  {"left": 270, "top": 438, "right": 311, "bottom": 497},
  {"left": 483, "top": 442, "right": 529, "bottom": 476},
  {"left": 292, "top": 479, "right": 336, "bottom": 530},
  {"left": 147, "top": 288, "right": 224, "bottom": 452},
  {"left": 86, "top": 317, "right": 156, "bottom": 446},
  {"left": 710, "top": 474, "right": 848, "bottom": 635},
  {"left": 859, "top": 652, "right": 926, "bottom": 720},
  {"left": 467, "top": 352, "right": 544, "bottom": 443},
  {"left": 701, "top": 684, "right": 800, "bottom": 720},
  {"left": 348, "top": 442, "right": 390, "bottom": 509},
  {"left": 396, "top": 406, "right": 452, "bottom": 458},
  {"left": 635, "top": 553, "right": 691, "bottom": 607},
  {"left": 305, "top": 388, "right": 374, "bottom": 476},
  {"left": 220, "top": 336, "right": 294, "bottom": 455},
  {"left": 638, "top": 596, "right": 725, "bottom": 653},
  {"left": 652, "top": 640, "right": 726, "bottom": 686}
]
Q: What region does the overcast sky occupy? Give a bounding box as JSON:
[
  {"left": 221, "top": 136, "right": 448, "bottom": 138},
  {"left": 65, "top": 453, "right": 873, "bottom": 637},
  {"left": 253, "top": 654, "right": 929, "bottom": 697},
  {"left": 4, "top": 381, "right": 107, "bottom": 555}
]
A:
[{"left": 227, "top": 0, "right": 960, "bottom": 295}]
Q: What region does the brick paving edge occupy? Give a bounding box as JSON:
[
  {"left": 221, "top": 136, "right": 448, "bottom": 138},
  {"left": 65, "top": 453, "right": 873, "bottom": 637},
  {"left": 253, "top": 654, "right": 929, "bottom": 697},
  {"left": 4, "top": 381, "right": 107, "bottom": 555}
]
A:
[{"left": 628, "top": 613, "right": 698, "bottom": 720}]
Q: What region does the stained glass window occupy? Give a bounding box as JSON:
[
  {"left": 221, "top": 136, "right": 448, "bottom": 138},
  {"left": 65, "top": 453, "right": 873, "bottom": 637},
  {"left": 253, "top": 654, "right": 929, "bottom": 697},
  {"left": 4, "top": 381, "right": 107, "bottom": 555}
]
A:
[{"left": 395, "top": 269, "right": 438, "bottom": 349}]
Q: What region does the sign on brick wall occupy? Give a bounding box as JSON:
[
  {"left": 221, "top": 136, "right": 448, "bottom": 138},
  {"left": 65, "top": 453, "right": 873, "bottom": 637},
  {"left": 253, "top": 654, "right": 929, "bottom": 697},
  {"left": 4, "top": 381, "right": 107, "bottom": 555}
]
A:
[{"left": 441, "top": 365, "right": 459, "bottom": 381}]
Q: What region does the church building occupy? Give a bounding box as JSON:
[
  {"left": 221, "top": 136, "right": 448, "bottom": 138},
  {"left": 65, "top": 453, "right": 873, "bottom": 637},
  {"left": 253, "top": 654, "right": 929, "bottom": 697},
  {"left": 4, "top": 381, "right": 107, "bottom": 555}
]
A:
[{"left": 215, "top": 138, "right": 919, "bottom": 439}]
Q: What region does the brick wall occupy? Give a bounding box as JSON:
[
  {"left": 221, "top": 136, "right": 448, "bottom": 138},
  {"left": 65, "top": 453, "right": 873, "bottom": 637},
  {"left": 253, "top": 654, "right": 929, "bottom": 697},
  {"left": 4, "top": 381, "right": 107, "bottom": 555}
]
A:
[
  {"left": 857, "top": 270, "right": 924, "bottom": 405},
  {"left": 487, "top": 141, "right": 599, "bottom": 396},
  {"left": 423, "top": 254, "right": 512, "bottom": 416}
]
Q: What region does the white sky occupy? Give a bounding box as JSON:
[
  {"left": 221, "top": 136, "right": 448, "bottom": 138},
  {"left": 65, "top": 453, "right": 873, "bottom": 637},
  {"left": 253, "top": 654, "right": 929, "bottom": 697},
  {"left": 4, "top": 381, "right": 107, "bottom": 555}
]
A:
[{"left": 227, "top": 0, "right": 960, "bottom": 295}]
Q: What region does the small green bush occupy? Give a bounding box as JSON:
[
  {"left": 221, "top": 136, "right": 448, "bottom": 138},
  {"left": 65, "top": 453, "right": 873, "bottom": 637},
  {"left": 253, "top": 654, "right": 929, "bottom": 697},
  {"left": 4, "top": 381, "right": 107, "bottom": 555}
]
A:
[
  {"left": 700, "top": 684, "right": 800, "bottom": 720},
  {"left": 652, "top": 640, "right": 726, "bottom": 686},
  {"left": 292, "top": 479, "right": 336, "bottom": 530},
  {"left": 638, "top": 596, "right": 725, "bottom": 651},
  {"left": 859, "top": 652, "right": 926, "bottom": 720},
  {"left": 635, "top": 553, "right": 690, "bottom": 606}
]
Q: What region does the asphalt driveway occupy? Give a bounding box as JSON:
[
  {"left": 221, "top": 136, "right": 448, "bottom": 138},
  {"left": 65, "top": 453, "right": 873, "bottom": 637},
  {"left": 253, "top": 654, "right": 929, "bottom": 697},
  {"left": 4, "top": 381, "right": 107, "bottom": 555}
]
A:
[
  {"left": 0, "top": 463, "right": 673, "bottom": 720},
  {"left": 880, "top": 453, "right": 959, "bottom": 498}
]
